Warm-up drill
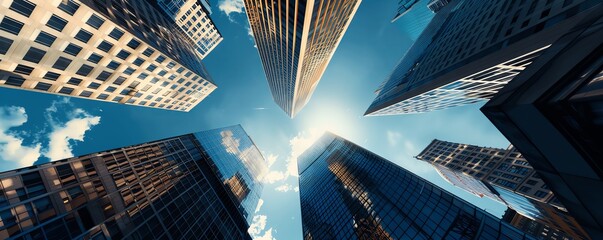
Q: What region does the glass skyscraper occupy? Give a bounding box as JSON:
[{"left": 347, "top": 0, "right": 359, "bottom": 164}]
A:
[
  {"left": 0, "top": 125, "right": 267, "bottom": 239},
  {"left": 244, "top": 0, "right": 362, "bottom": 117},
  {"left": 298, "top": 132, "right": 532, "bottom": 239},
  {"left": 365, "top": 0, "right": 601, "bottom": 116}
]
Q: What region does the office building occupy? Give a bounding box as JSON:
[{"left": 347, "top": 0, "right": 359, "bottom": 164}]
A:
[
  {"left": 297, "top": 132, "right": 532, "bottom": 239},
  {"left": 365, "top": 0, "right": 601, "bottom": 116},
  {"left": 482, "top": 5, "right": 603, "bottom": 239},
  {"left": 155, "top": 0, "right": 223, "bottom": 59},
  {"left": 427, "top": 0, "right": 452, "bottom": 13},
  {"left": 418, "top": 139, "right": 591, "bottom": 239},
  {"left": 391, "top": 0, "right": 434, "bottom": 41},
  {"left": 244, "top": 0, "right": 362, "bottom": 117},
  {"left": 417, "top": 139, "right": 563, "bottom": 208},
  {"left": 0, "top": 125, "right": 267, "bottom": 239},
  {"left": 0, "top": 0, "right": 216, "bottom": 112},
  {"left": 503, "top": 208, "right": 578, "bottom": 240}
]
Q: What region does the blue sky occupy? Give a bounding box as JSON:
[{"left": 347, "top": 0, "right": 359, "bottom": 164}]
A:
[{"left": 0, "top": 0, "right": 514, "bottom": 239}]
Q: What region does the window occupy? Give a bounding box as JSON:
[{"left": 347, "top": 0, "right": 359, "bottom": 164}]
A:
[
  {"left": 53, "top": 57, "right": 72, "bottom": 70},
  {"left": 147, "top": 64, "right": 157, "bottom": 72},
  {"left": 113, "top": 96, "right": 123, "bottom": 102},
  {"left": 87, "top": 82, "right": 101, "bottom": 89},
  {"left": 0, "top": 17, "right": 24, "bottom": 35},
  {"left": 34, "top": 82, "right": 52, "bottom": 91},
  {"left": 23, "top": 47, "right": 46, "bottom": 63},
  {"left": 10, "top": 0, "right": 36, "bottom": 17},
  {"left": 142, "top": 48, "right": 154, "bottom": 57},
  {"left": 80, "top": 91, "right": 93, "bottom": 97},
  {"left": 67, "top": 78, "right": 82, "bottom": 86},
  {"left": 86, "top": 14, "right": 104, "bottom": 29},
  {"left": 123, "top": 67, "right": 135, "bottom": 75},
  {"left": 46, "top": 15, "right": 67, "bottom": 32},
  {"left": 534, "top": 191, "right": 548, "bottom": 198},
  {"left": 76, "top": 64, "right": 94, "bottom": 76},
  {"left": 59, "top": 87, "right": 74, "bottom": 94},
  {"left": 5, "top": 76, "right": 25, "bottom": 86},
  {"left": 127, "top": 39, "right": 141, "bottom": 49},
  {"left": 105, "top": 86, "right": 116, "bottom": 92},
  {"left": 74, "top": 29, "right": 92, "bottom": 43},
  {"left": 87, "top": 53, "right": 102, "bottom": 64},
  {"left": 156, "top": 55, "right": 166, "bottom": 63},
  {"left": 0, "top": 36, "right": 13, "bottom": 54},
  {"left": 519, "top": 186, "right": 531, "bottom": 193},
  {"left": 97, "top": 94, "right": 109, "bottom": 100},
  {"left": 526, "top": 180, "right": 538, "bottom": 185},
  {"left": 58, "top": 0, "right": 79, "bottom": 15},
  {"left": 113, "top": 76, "right": 126, "bottom": 85},
  {"left": 43, "top": 72, "right": 60, "bottom": 80},
  {"left": 109, "top": 28, "right": 124, "bottom": 40},
  {"left": 35, "top": 31, "right": 56, "bottom": 47},
  {"left": 96, "top": 71, "right": 112, "bottom": 81},
  {"left": 64, "top": 44, "right": 82, "bottom": 56},
  {"left": 107, "top": 61, "right": 121, "bottom": 70},
  {"left": 116, "top": 50, "right": 131, "bottom": 60},
  {"left": 133, "top": 58, "right": 144, "bottom": 66},
  {"left": 97, "top": 41, "right": 113, "bottom": 52},
  {"left": 14, "top": 64, "right": 34, "bottom": 75}
]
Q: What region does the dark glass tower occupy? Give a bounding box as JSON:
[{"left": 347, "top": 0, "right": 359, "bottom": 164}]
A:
[
  {"left": 298, "top": 133, "right": 532, "bottom": 239},
  {"left": 0, "top": 125, "right": 267, "bottom": 239},
  {"left": 481, "top": 5, "right": 603, "bottom": 239}
]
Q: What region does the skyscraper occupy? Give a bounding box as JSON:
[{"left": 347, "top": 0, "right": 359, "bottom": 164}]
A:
[
  {"left": 0, "top": 0, "right": 216, "bottom": 111},
  {"left": 417, "top": 139, "right": 563, "bottom": 209},
  {"left": 155, "top": 0, "right": 223, "bottom": 59},
  {"left": 391, "top": 0, "right": 434, "bottom": 41},
  {"left": 502, "top": 208, "right": 576, "bottom": 240},
  {"left": 244, "top": 0, "right": 362, "bottom": 117},
  {"left": 481, "top": 5, "right": 603, "bottom": 239},
  {"left": 297, "top": 132, "right": 532, "bottom": 239},
  {"left": 0, "top": 125, "right": 267, "bottom": 239},
  {"left": 365, "top": 0, "right": 601, "bottom": 116}
]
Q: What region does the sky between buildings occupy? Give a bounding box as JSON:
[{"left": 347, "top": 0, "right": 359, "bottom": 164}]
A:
[{"left": 0, "top": 0, "right": 513, "bottom": 239}]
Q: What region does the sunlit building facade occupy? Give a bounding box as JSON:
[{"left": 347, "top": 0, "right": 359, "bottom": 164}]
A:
[
  {"left": 0, "top": 0, "right": 216, "bottom": 112},
  {"left": 365, "top": 0, "right": 601, "bottom": 116},
  {"left": 503, "top": 209, "right": 576, "bottom": 240},
  {"left": 298, "top": 133, "right": 532, "bottom": 239},
  {"left": 482, "top": 6, "right": 603, "bottom": 238},
  {"left": 0, "top": 125, "right": 266, "bottom": 239},
  {"left": 244, "top": 0, "right": 362, "bottom": 117},
  {"left": 155, "top": 0, "right": 223, "bottom": 59}
]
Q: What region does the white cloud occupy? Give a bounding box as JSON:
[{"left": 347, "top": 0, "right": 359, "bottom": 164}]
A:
[
  {"left": 264, "top": 153, "right": 278, "bottom": 168},
  {"left": 386, "top": 130, "right": 402, "bottom": 147},
  {"left": 255, "top": 199, "right": 264, "bottom": 213},
  {"left": 294, "top": 187, "right": 299, "bottom": 192},
  {"left": 274, "top": 184, "right": 295, "bottom": 192},
  {"left": 221, "top": 130, "right": 241, "bottom": 154},
  {"left": 248, "top": 215, "right": 268, "bottom": 236},
  {"left": 218, "top": 0, "right": 245, "bottom": 20},
  {"left": 253, "top": 228, "right": 275, "bottom": 240},
  {"left": 43, "top": 100, "right": 101, "bottom": 160},
  {"left": 0, "top": 106, "right": 42, "bottom": 169},
  {"left": 262, "top": 171, "right": 286, "bottom": 184}
]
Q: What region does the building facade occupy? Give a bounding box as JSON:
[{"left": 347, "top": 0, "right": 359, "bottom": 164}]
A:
[
  {"left": 417, "top": 139, "right": 590, "bottom": 239},
  {"left": 427, "top": 0, "right": 452, "bottom": 13},
  {"left": 482, "top": 5, "right": 603, "bottom": 239},
  {"left": 502, "top": 208, "right": 577, "bottom": 240},
  {"left": 297, "top": 132, "right": 532, "bottom": 239},
  {"left": 365, "top": 0, "right": 601, "bottom": 116},
  {"left": 155, "top": 0, "right": 223, "bottom": 59},
  {"left": 244, "top": 0, "right": 362, "bottom": 117},
  {"left": 0, "top": 0, "right": 216, "bottom": 112},
  {"left": 391, "top": 0, "right": 434, "bottom": 41},
  {"left": 0, "top": 125, "right": 267, "bottom": 239}
]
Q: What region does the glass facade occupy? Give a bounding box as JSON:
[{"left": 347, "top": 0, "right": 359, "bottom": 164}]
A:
[
  {"left": 0, "top": 125, "right": 266, "bottom": 240},
  {"left": 298, "top": 133, "right": 532, "bottom": 239},
  {"left": 195, "top": 125, "right": 268, "bottom": 224}
]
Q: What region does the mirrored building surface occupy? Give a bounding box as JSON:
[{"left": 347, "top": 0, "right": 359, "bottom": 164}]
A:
[
  {"left": 244, "top": 0, "right": 362, "bottom": 117},
  {"left": 0, "top": 125, "right": 266, "bottom": 239},
  {"left": 0, "top": 0, "right": 216, "bottom": 111},
  {"left": 297, "top": 132, "right": 532, "bottom": 239}
]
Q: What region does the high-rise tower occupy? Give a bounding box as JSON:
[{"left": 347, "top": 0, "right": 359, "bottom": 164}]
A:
[
  {"left": 297, "top": 133, "right": 532, "bottom": 239},
  {"left": 365, "top": 0, "right": 601, "bottom": 116},
  {"left": 244, "top": 0, "right": 362, "bottom": 117},
  {"left": 0, "top": 125, "right": 267, "bottom": 239},
  {"left": 0, "top": 0, "right": 216, "bottom": 111}
]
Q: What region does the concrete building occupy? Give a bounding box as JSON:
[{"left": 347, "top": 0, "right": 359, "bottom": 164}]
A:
[
  {"left": 0, "top": 125, "right": 267, "bottom": 239},
  {"left": 297, "top": 132, "right": 532, "bottom": 239},
  {"left": 155, "top": 0, "right": 223, "bottom": 59},
  {"left": 0, "top": 0, "right": 216, "bottom": 111},
  {"left": 365, "top": 0, "right": 601, "bottom": 116},
  {"left": 244, "top": 0, "right": 362, "bottom": 117}
]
